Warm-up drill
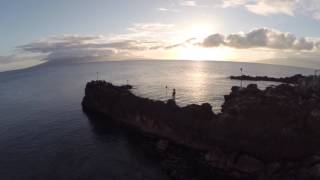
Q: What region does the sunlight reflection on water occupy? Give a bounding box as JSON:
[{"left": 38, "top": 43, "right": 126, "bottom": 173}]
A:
[{"left": 119, "top": 60, "right": 315, "bottom": 112}]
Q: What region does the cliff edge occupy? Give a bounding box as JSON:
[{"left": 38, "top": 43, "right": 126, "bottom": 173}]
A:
[{"left": 82, "top": 80, "right": 320, "bottom": 179}]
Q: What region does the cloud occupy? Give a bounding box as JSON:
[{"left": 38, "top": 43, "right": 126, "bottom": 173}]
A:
[
  {"left": 123, "top": 23, "right": 177, "bottom": 41},
  {"left": 157, "top": 7, "right": 180, "bottom": 13},
  {"left": 157, "top": 7, "right": 169, "bottom": 11},
  {"left": 222, "top": 0, "right": 295, "bottom": 16},
  {"left": 18, "top": 35, "right": 151, "bottom": 62},
  {"left": 164, "top": 38, "right": 197, "bottom": 49},
  {"left": 17, "top": 23, "right": 188, "bottom": 63},
  {"left": 221, "top": 0, "right": 320, "bottom": 20},
  {"left": 293, "top": 38, "right": 314, "bottom": 50},
  {"left": 0, "top": 54, "right": 45, "bottom": 72},
  {"left": 127, "top": 23, "right": 175, "bottom": 34},
  {"left": 297, "top": 0, "right": 320, "bottom": 20},
  {"left": 222, "top": 0, "right": 251, "bottom": 8},
  {"left": 158, "top": 1, "right": 320, "bottom": 21},
  {"left": 245, "top": 0, "right": 295, "bottom": 16},
  {"left": 180, "top": 0, "right": 198, "bottom": 7},
  {"left": 202, "top": 28, "right": 317, "bottom": 50},
  {"left": 203, "top": 34, "right": 225, "bottom": 47}
]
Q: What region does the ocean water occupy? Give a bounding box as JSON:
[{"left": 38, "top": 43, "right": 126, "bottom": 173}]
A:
[{"left": 0, "top": 60, "right": 315, "bottom": 180}]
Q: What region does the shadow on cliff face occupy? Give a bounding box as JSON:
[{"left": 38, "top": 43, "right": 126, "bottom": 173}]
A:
[
  {"left": 84, "top": 112, "right": 121, "bottom": 136},
  {"left": 83, "top": 111, "right": 241, "bottom": 180},
  {"left": 83, "top": 112, "right": 175, "bottom": 180}
]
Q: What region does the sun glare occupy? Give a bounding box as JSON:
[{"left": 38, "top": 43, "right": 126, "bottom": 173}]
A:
[
  {"left": 185, "top": 23, "right": 214, "bottom": 38},
  {"left": 175, "top": 46, "right": 233, "bottom": 61},
  {"left": 182, "top": 23, "right": 216, "bottom": 39},
  {"left": 167, "top": 21, "right": 232, "bottom": 61},
  {"left": 143, "top": 21, "right": 232, "bottom": 61}
]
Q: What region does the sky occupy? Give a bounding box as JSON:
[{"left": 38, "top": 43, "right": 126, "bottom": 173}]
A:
[{"left": 2, "top": 0, "right": 320, "bottom": 71}]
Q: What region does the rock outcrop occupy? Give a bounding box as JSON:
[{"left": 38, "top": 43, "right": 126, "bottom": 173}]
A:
[
  {"left": 230, "top": 74, "right": 305, "bottom": 84},
  {"left": 82, "top": 80, "right": 320, "bottom": 180}
]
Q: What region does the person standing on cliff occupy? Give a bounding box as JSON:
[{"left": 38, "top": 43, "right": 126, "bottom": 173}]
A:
[
  {"left": 165, "top": 85, "right": 168, "bottom": 97},
  {"left": 172, "top": 89, "right": 176, "bottom": 100}
]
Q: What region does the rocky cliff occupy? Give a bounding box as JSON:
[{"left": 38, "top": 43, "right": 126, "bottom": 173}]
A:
[
  {"left": 230, "top": 74, "right": 305, "bottom": 84},
  {"left": 82, "top": 80, "right": 320, "bottom": 180}
]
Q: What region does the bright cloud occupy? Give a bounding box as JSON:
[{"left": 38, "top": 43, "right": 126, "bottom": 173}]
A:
[
  {"left": 180, "top": 0, "right": 198, "bottom": 7},
  {"left": 222, "top": 0, "right": 320, "bottom": 20},
  {"left": 202, "top": 28, "right": 317, "bottom": 50},
  {"left": 222, "top": 0, "right": 252, "bottom": 8},
  {"left": 245, "top": 0, "right": 295, "bottom": 16},
  {"left": 222, "top": 0, "right": 295, "bottom": 15}
]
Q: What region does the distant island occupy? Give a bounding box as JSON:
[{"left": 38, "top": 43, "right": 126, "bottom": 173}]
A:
[{"left": 82, "top": 76, "right": 320, "bottom": 180}]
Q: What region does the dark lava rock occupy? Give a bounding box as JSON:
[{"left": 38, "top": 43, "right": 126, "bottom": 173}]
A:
[
  {"left": 82, "top": 79, "right": 320, "bottom": 180},
  {"left": 230, "top": 74, "right": 305, "bottom": 84}
]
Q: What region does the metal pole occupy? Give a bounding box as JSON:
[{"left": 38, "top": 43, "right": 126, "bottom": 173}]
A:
[
  {"left": 96, "top": 72, "right": 99, "bottom": 81},
  {"left": 240, "top": 68, "right": 243, "bottom": 88}
]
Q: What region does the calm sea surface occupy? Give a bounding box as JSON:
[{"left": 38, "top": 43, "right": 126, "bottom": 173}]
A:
[{"left": 0, "top": 60, "right": 315, "bottom": 180}]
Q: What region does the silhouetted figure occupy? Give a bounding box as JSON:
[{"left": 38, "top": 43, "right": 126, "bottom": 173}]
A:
[
  {"left": 165, "top": 85, "right": 168, "bottom": 97},
  {"left": 172, "top": 89, "right": 176, "bottom": 100}
]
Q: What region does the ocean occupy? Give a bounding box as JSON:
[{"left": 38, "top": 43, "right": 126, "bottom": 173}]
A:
[{"left": 0, "top": 60, "right": 315, "bottom": 180}]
